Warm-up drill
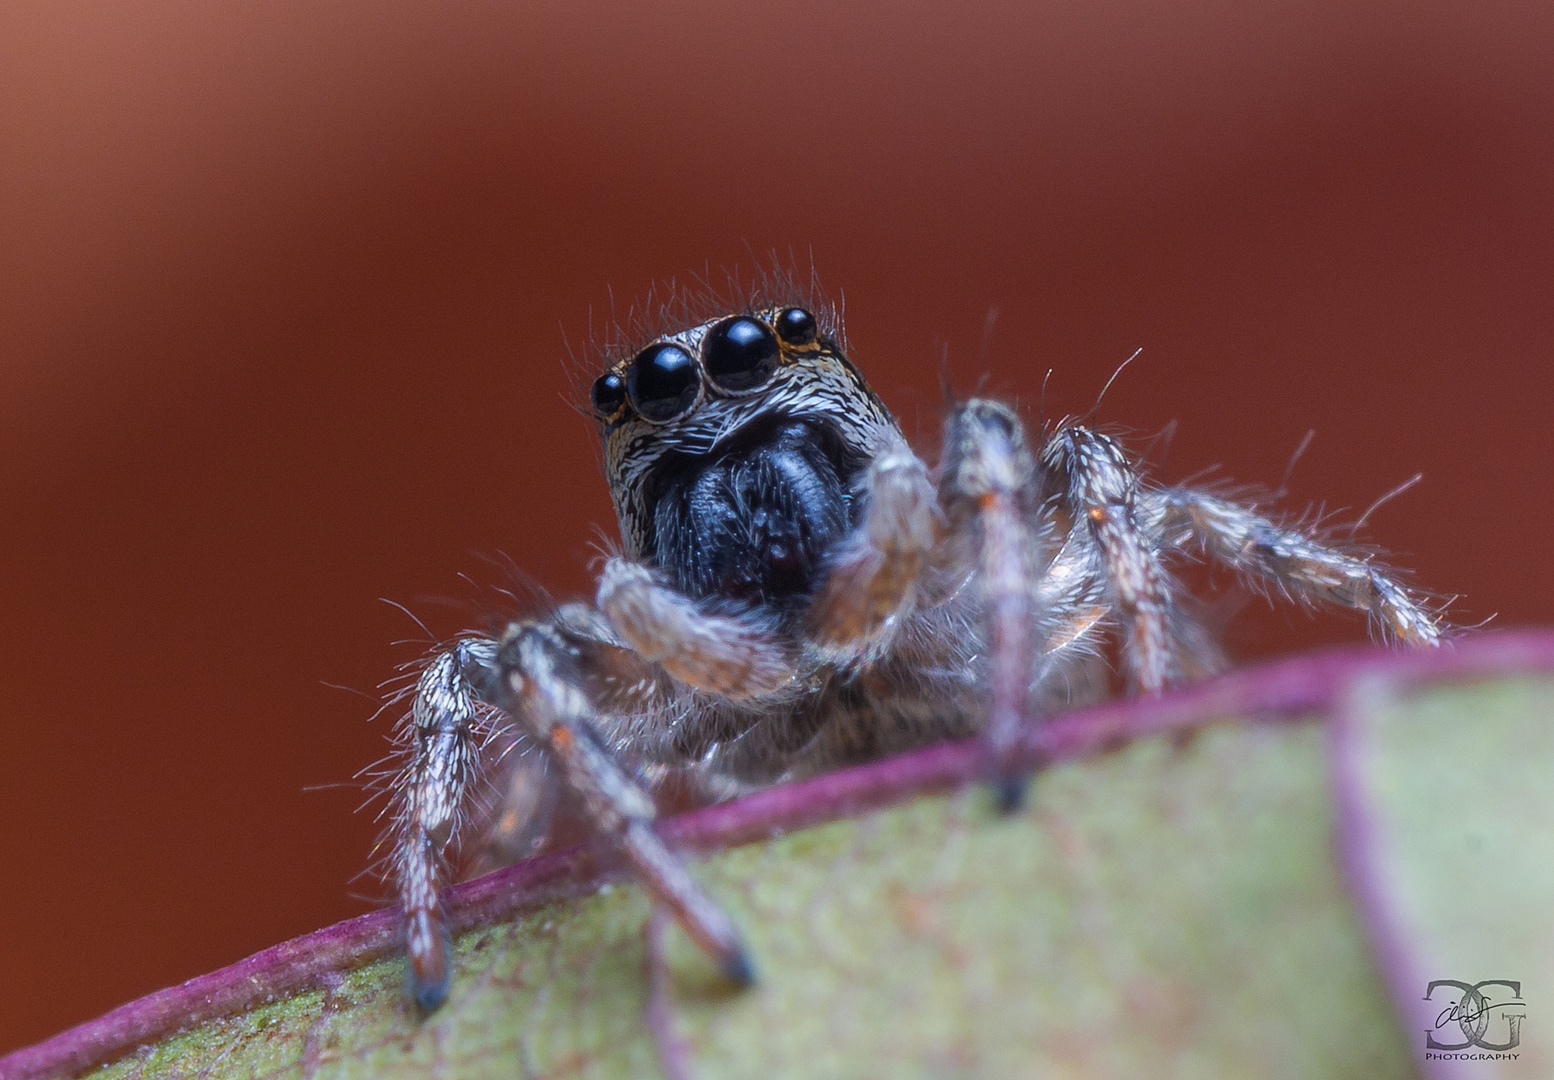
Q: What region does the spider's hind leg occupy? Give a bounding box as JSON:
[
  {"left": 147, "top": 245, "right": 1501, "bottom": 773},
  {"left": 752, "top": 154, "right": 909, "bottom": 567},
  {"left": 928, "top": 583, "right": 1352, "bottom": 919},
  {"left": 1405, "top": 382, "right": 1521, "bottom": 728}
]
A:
[
  {"left": 469, "top": 738, "right": 564, "bottom": 875},
  {"left": 1143, "top": 487, "right": 1444, "bottom": 645}
]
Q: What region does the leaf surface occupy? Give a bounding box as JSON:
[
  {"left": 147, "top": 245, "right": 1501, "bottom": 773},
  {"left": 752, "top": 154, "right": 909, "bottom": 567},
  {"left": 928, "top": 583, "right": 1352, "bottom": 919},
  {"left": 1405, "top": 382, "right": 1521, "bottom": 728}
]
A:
[{"left": 9, "top": 634, "right": 1553, "bottom": 1080}]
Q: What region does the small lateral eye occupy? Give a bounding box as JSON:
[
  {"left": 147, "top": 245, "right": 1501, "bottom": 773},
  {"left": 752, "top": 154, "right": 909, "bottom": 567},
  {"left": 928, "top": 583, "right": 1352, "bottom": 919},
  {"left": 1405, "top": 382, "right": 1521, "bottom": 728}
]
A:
[
  {"left": 590, "top": 370, "right": 627, "bottom": 420},
  {"left": 627, "top": 342, "right": 700, "bottom": 422},
  {"left": 774, "top": 307, "right": 818, "bottom": 347},
  {"left": 702, "top": 316, "right": 780, "bottom": 392}
]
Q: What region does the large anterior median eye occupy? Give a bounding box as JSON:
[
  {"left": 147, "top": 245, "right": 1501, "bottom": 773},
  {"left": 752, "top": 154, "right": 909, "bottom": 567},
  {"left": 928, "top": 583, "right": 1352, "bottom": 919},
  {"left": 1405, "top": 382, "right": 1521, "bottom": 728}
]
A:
[
  {"left": 702, "top": 316, "right": 780, "bottom": 392},
  {"left": 627, "top": 342, "right": 700, "bottom": 422}
]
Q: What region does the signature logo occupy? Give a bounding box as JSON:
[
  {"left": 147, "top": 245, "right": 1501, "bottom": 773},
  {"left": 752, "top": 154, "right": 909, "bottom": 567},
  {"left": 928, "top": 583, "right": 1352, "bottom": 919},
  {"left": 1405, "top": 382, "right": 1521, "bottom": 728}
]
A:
[{"left": 1424, "top": 980, "right": 1526, "bottom": 1058}]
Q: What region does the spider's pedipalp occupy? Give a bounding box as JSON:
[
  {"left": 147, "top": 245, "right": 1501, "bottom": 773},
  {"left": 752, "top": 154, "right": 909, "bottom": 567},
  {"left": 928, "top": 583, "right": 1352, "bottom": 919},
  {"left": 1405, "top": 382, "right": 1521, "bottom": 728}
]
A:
[
  {"left": 807, "top": 436, "right": 938, "bottom": 667},
  {"left": 1144, "top": 487, "right": 1444, "bottom": 645},
  {"left": 596, "top": 557, "right": 794, "bottom": 699}
]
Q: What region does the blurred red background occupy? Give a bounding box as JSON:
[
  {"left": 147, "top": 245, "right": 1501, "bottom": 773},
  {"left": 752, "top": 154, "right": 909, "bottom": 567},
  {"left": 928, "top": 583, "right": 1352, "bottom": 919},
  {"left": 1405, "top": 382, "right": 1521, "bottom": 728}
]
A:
[{"left": 1, "top": 0, "right": 1551, "bottom": 1053}]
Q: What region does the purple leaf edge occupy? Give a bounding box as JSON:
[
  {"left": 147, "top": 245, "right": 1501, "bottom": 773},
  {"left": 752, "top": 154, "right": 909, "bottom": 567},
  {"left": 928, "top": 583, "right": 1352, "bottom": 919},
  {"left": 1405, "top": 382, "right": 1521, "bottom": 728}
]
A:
[
  {"left": 1327, "top": 631, "right": 1554, "bottom": 1079},
  {"left": 8, "top": 629, "right": 1554, "bottom": 1080}
]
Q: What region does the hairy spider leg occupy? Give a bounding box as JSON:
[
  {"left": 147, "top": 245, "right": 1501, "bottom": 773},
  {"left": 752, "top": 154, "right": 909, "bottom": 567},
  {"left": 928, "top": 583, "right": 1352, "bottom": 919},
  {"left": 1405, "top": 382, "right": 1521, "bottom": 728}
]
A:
[
  {"left": 394, "top": 638, "right": 501, "bottom": 1012},
  {"left": 1031, "top": 528, "right": 1113, "bottom": 679},
  {"left": 1046, "top": 425, "right": 1178, "bottom": 694},
  {"left": 939, "top": 400, "right": 1046, "bottom": 809},
  {"left": 471, "top": 741, "right": 561, "bottom": 875},
  {"left": 1143, "top": 488, "right": 1444, "bottom": 645},
  {"left": 495, "top": 621, "right": 754, "bottom": 985}
]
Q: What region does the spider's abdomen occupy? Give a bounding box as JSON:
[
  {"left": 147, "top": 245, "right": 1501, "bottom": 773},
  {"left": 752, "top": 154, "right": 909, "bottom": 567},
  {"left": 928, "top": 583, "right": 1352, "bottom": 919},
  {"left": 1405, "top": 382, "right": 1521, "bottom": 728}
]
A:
[{"left": 650, "top": 417, "right": 852, "bottom": 611}]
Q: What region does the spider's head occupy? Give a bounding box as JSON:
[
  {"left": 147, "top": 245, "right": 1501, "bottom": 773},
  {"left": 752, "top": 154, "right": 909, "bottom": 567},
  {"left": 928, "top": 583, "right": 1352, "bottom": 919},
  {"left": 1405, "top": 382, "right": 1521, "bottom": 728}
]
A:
[{"left": 589, "top": 305, "right": 900, "bottom": 611}]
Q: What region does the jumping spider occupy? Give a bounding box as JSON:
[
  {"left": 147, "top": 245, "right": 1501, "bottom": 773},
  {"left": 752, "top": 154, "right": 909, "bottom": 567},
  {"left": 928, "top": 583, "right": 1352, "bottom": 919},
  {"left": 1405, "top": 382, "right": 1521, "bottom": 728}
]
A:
[{"left": 381, "top": 282, "right": 1443, "bottom": 1011}]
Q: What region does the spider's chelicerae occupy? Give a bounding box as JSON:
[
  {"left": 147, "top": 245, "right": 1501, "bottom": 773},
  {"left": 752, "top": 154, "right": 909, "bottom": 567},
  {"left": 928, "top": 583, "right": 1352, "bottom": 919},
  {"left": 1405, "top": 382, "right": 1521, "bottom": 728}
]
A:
[{"left": 382, "top": 281, "right": 1444, "bottom": 1012}]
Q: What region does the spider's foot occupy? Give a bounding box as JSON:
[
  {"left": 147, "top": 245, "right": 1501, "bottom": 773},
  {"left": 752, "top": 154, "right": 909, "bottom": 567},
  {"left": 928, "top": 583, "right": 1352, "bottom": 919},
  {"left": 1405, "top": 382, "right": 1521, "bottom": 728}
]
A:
[
  {"left": 407, "top": 913, "right": 453, "bottom": 1013},
  {"left": 720, "top": 944, "right": 757, "bottom": 989},
  {"left": 982, "top": 733, "right": 1035, "bottom": 814},
  {"left": 408, "top": 964, "right": 450, "bottom": 1014},
  {"left": 992, "top": 773, "right": 1030, "bottom": 814}
]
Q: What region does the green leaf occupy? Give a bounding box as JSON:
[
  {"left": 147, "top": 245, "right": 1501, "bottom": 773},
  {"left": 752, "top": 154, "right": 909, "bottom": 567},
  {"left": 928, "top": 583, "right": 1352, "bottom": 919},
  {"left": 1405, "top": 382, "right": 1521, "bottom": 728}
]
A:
[
  {"left": 1334, "top": 669, "right": 1554, "bottom": 1072},
  {"left": 12, "top": 636, "right": 1553, "bottom": 1080}
]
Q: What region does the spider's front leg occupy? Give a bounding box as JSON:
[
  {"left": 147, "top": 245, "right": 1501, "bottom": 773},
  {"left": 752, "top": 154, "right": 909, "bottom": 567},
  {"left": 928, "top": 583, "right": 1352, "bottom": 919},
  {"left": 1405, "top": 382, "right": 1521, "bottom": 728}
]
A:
[
  {"left": 938, "top": 400, "right": 1049, "bottom": 808},
  {"left": 1143, "top": 487, "right": 1445, "bottom": 645},
  {"left": 394, "top": 587, "right": 760, "bottom": 1013},
  {"left": 490, "top": 615, "right": 754, "bottom": 985}
]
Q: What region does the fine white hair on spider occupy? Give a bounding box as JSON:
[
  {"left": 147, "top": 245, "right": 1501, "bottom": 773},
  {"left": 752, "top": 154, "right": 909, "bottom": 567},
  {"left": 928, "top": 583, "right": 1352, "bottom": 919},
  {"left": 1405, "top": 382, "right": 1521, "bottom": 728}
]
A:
[{"left": 372, "top": 268, "right": 1448, "bottom": 1012}]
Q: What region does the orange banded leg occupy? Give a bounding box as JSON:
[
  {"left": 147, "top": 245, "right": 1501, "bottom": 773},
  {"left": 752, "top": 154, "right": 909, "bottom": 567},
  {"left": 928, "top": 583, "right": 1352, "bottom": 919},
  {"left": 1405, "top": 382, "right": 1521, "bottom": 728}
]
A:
[
  {"left": 1048, "top": 426, "right": 1177, "bottom": 694},
  {"left": 496, "top": 621, "right": 753, "bottom": 985},
  {"left": 940, "top": 400, "right": 1043, "bottom": 810},
  {"left": 1146, "top": 487, "right": 1444, "bottom": 645}
]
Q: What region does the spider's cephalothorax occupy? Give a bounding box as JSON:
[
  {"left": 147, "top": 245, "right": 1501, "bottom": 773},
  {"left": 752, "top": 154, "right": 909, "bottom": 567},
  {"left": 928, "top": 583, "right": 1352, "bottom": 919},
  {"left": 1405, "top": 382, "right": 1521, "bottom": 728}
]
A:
[
  {"left": 381, "top": 294, "right": 1445, "bottom": 1012},
  {"left": 592, "top": 306, "right": 894, "bottom": 615}
]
